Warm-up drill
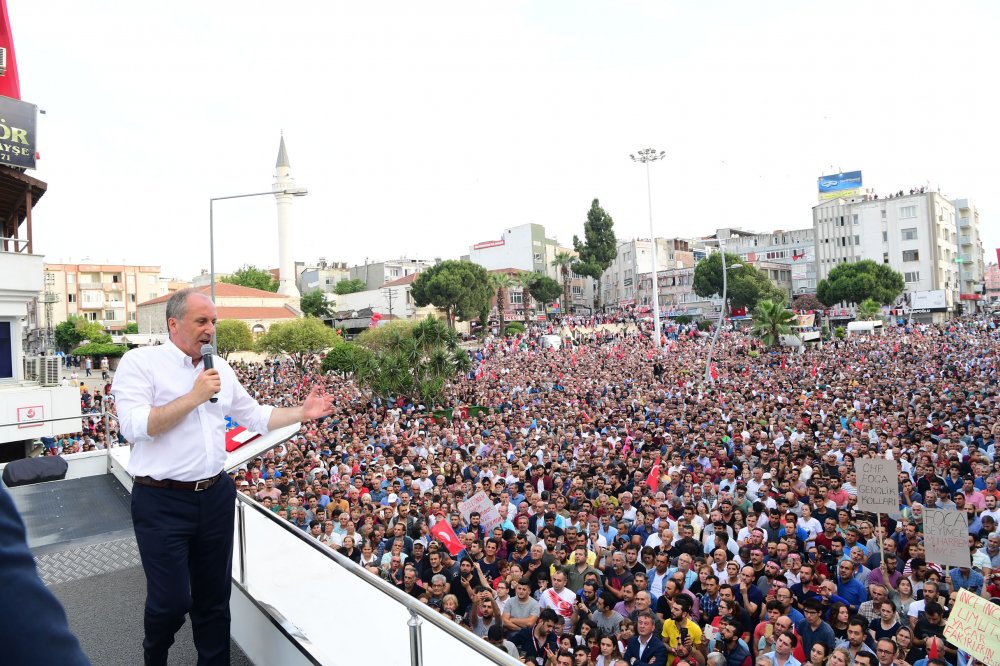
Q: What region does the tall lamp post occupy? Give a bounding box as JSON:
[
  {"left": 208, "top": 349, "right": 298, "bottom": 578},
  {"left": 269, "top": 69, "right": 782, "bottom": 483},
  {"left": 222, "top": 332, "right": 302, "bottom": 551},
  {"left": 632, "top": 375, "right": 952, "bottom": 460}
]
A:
[
  {"left": 703, "top": 241, "right": 743, "bottom": 384},
  {"left": 209, "top": 188, "right": 308, "bottom": 303},
  {"left": 630, "top": 148, "right": 666, "bottom": 350}
]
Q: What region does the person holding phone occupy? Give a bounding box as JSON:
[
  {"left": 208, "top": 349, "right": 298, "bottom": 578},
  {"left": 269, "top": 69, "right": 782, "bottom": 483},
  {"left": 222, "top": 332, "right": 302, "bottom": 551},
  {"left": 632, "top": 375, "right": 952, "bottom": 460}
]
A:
[{"left": 662, "top": 596, "right": 705, "bottom": 666}]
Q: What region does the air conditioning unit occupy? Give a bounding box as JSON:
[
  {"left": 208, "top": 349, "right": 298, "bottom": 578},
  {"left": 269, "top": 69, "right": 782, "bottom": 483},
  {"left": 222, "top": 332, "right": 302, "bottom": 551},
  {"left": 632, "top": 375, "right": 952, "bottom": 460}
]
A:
[
  {"left": 22, "top": 356, "right": 39, "bottom": 382},
  {"left": 0, "top": 48, "right": 6, "bottom": 76},
  {"left": 40, "top": 356, "right": 61, "bottom": 386}
]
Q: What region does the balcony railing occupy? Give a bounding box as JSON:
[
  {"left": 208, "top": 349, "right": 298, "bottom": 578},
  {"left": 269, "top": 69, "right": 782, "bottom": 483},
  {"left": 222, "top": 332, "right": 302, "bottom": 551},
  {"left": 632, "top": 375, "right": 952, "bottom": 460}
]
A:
[{"left": 233, "top": 494, "right": 520, "bottom": 665}]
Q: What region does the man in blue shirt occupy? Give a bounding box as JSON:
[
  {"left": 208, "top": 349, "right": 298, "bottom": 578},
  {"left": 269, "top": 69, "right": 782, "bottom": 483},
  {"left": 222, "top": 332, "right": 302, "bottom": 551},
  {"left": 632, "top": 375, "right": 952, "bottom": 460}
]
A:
[
  {"left": 834, "top": 559, "right": 867, "bottom": 610},
  {"left": 796, "top": 599, "right": 836, "bottom": 657}
]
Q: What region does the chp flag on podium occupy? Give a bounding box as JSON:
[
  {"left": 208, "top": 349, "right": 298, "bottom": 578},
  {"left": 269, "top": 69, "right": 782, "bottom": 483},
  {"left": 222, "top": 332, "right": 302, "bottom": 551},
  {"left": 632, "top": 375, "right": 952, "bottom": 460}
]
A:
[
  {"left": 853, "top": 458, "right": 899, "bottom": 514},
  {"left": 923, "top": 508, "right": 972, "bottom": 569}
]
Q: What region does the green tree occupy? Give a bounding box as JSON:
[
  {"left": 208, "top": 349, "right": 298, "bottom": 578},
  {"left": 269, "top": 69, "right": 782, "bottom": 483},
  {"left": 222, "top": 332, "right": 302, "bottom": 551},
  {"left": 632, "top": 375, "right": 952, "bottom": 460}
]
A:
[
  {"left": 490, "top": 273, "right": 516, "bottom": 334},
  {"left": 71, "top": 341, "right": 127, "bottom": 357},
  {"left": 816, "top": 260, "right": 904, "bottom": 306},
  {"left": 299, "top": 289, "right": 334, "bottom": 319},
  {"left": 220, "top": 264, "right": 279, "bottom": 292},
  {"left": 529, "top": 276, "right": 563, "bottom": 316},
  {"left": 551, "top": 251, "right": 575, "bottom": 313},
  {"left": 215, "top": 320, "right": 254, "bottom": 359},
  {"left": 255, "top": 317, "right": 341, "bottom": 370},
  {"left": 55, "top": 316, "right": 87, "bottom": 352},
  {"left": 791, "top": 293, "right": 824, "bottom": 311},
  {"left": 751, "top": 299, "right": 795, "bottom": 348},
  {"left": 334, "top": 278, "right": 368, "bottom": 295},
  {"left": 513, "top": 272, "right": 537, "bottom": 321},
  {"left": 123, "top": 322, "right": 139, "bottom": 334},
  {"left": 855, "top": 298, "right": 883, "bottom": 321},
  {"left": 693, "top": 252, "right": 786, "bottom": 311},
  {"left": 572, "top": 199, "right": 617, "bottom": 310},
  {"left": 323, "top": 316, "right": 470, "bottom": 406},
  {"left": 410, "top": 260, "right": 493, "bottom": 328}
]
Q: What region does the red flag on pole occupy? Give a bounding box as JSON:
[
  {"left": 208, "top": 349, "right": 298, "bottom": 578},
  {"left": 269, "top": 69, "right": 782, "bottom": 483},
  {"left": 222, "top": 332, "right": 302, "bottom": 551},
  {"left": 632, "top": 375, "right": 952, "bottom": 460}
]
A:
[
  {"left": 810, "top": 365, "right": 817, "bottom": 377},
  {"left": 646, "top": 455, "right": 661, "bottom": 493},
  {"left": 430, "top": 520, "right": 465, "bottom": 556},
  {"left": 0, "top": 0, "right": 21, "bottom": 99},
  {"left": 781, "top": 356, "right": 787, "bottom": 371},
  {"left": 710, "top": 364, "right": 718, "bottom": 381}
]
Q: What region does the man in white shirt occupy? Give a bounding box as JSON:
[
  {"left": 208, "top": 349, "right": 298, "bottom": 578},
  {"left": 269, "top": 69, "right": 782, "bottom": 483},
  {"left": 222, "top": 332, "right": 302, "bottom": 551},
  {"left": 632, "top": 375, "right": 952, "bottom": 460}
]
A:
[{"left": 114, "top": 289, "right": 334, "bottom": 666}]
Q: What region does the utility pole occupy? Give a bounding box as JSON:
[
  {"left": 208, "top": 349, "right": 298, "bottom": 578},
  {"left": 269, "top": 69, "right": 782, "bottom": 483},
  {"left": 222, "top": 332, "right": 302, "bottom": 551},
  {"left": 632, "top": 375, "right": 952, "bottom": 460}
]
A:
[{"left": 382, "top": 287, "right": 396, "bottom": 320}]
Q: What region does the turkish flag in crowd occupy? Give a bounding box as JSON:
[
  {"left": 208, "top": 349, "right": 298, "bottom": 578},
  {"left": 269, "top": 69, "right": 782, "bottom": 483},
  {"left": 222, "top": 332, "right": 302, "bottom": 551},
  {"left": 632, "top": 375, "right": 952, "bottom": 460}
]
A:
[
  {"left": 646, "top": 455, "right": 661, "bottom": 493},
  {"left": 430, "top": 520, "right": 464, "bottom": 556}
]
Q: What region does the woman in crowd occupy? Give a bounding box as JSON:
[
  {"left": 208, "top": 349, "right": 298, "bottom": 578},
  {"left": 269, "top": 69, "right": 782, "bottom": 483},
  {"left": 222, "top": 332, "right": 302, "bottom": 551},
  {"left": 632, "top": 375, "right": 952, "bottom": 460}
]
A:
[
  {"left": 827, "top": 602, "right": 850, "bottom": 641},
  {"left": 595, "top": 633, "right": 624, "bottom": 666}
]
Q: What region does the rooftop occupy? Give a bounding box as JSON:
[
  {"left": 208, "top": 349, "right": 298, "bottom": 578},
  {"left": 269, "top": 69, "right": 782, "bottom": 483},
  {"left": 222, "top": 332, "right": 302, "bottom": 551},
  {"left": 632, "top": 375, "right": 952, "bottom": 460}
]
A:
[{"left": 139, "top": 283, "right": 288, "bottom": 306}]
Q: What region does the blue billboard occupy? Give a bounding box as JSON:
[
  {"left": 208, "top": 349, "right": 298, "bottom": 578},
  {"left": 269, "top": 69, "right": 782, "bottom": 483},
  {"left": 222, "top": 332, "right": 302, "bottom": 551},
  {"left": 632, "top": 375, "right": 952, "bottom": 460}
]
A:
[{"left": 817, "top": 171, "right": 863, "bottom": 199}]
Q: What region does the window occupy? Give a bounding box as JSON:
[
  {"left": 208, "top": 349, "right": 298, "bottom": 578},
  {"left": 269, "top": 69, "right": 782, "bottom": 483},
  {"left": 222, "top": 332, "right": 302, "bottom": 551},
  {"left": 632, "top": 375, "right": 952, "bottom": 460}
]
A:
[
  {"left": 128, "top": 312, "right": 137, "bottom": 322},
  {"left": 883, "top": 253, "right": 889, "bottom": 264},
  {"left": 509, "top": 292, "right": 522, "bottom": 305},
  {"left": 572, "top": 286, "right": 582, "bottom": 295},
  {"left": 533, "top": 253, "right": 542, "bottom": 263},
  {"left": 66, "top": 273, "right": 75, "bottom": 284},
  {"left": 104, "top": 310, "right": 117, "bottom": 320},
  {"left": 901, "top": 228, "right": 918, "bottom": 241},
  {"left": 0, "top": 321, "right": 11, "bottom": 379},
  {"left": 904, "top": 271, "right": 920, "bottom": 283},
  {"left": 68, "top": 294, "right": 77, "bottom": 303},
  {"left": 902, "top": 250, "right": 920, "bottom": 262},
  {"left": 854, "top": 235, "right": 860, "bottom": 246},
  {"left": 882, "top": 231, "right": 887, "bottom": 242},
  {"left": 900, "top": 206, "right": 917, "bottom": 218},
  {"left": 130, "top": 294, "right": 136, "bottom": 303},
  {"left": 853, "top": 214, "right": 859, "bottom": 225},
  {"left": 84, "top": 312, "right": 98, "bottom": 321},
  {"left": 112, "top": 275, "right": 120, "bottom": 283}
]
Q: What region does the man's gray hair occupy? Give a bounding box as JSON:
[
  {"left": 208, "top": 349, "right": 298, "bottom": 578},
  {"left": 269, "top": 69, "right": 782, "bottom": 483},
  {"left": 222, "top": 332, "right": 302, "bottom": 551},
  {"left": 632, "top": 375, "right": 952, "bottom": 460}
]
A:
[
  {"left": 165, "top": 288, "right": 200, "bottom": 325},
  {"left": 431, "top": 574, "right": 447, "bottom": 586}
]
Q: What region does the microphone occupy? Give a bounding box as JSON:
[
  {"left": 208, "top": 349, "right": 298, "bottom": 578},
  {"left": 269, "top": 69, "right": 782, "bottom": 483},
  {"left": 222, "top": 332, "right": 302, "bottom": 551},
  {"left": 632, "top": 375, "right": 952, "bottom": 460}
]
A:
[{"left": 200, "top": 343, "right": 219, "bottom": 403}]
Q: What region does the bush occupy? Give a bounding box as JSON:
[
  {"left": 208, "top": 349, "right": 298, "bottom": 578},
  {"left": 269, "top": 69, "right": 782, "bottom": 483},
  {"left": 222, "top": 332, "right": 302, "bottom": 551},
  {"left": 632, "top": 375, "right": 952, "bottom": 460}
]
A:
[
  {"left": 821, "top": 324, "right": 829, "bottom": 338},
  {"left": 674, "top": 315, "right": 692, "bottom": 325},
  {"left": 697, "top": 320, "right": 712, "bottom": 332},
  {"left": 71, "top": 342, "right": 127, "bottom": 357},
  {"left": 505, "top": 322, "right": 525, "bottom": 336},
  {"left": 747, "top": 349, "right": 760, "bottom": 358},
  {"left": 834, "top": 326, "right": 846, "bottom": 340}
]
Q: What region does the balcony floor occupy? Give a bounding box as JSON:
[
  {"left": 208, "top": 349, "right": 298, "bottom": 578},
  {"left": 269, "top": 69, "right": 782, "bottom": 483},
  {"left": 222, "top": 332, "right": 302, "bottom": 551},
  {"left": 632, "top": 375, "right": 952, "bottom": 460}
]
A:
[{"left": 7, "top": 475, "right": 253, "bottom": 665}]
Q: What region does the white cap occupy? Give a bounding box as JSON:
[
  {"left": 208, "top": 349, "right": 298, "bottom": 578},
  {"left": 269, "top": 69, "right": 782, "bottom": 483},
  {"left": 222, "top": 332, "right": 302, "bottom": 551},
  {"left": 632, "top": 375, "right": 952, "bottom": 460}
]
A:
[{"left": 388, "top": 493, "right": 399, "bottom": 504}]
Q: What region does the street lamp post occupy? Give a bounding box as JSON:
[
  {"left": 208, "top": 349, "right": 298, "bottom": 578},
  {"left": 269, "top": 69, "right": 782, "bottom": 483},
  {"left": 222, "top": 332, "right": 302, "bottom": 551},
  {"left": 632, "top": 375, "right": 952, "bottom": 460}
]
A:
[
  {"left": 703, "top": 243, "right": 743, "bottom": 384},
  {"left": 630, "top": 148, "right": 666, "bottom": 350},
  {"left": 209, "top": 188, "right": 308, "bottom": 303}
]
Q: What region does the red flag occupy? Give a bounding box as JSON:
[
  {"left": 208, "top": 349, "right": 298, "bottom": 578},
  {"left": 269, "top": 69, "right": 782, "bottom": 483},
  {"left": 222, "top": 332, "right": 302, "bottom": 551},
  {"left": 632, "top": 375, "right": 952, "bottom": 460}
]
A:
[
  {"left": 430, "top": 520, "right": 465, "bottom": 556},
  {"left": 810, "top": 365, "right": 817, "bottom": 377},
  {"left": 710, "top": 363, "right": 718, "bottom": 381},
  {"left": 781, "top": 356, "right": 787, "bottom": 371},
  {"left": 893, "top": 343, "right": 899, "bottom": 353},
  {"left": 0, "top": 0, "right": 21, "bottom": 99},
  {"left": 646, "top": 455, "right": 661, "bottom": 493}
]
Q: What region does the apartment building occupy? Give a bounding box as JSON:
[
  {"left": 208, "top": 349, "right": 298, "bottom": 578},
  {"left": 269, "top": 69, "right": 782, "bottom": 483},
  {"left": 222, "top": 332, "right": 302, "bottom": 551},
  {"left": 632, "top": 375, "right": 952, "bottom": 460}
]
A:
[
  {"left": 813, "top": 190, "right": 976, "bottom": 320},
  {"left": 952, "top": 199, "right": 987, "bottom": 313},
  {"left": 349, "top": 258, "right": 435, "bottom": 291},
  {"left": 600, "top": 238, "right": 693, "bottom": 308},
  {"left": 708, "top": 227, "right": 817, "bottom": 296},
  {"left": 40, "top": 263, "right": 161, "bottom": 333}
]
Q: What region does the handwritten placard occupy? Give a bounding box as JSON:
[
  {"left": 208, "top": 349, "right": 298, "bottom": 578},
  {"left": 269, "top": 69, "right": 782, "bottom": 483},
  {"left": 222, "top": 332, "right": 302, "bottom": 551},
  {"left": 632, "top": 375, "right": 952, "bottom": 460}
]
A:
[
  {"left": 924, "top": 508, "right": 972, "bottom": 569},
  {"left": 458, "top": 491, "right": 504, "bottom": 533},
  {"left": 943, "top": 588, "right": 1000, "bottom": 666},
  {"left": 854, "top": 458, "right": 899, "bottom": 513}
]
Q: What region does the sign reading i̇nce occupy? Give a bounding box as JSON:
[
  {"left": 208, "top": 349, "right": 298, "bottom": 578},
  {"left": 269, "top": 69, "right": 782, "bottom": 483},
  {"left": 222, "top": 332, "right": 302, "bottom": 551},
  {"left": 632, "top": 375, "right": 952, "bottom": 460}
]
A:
[
  {"left": 854, "top": 458, "right": 899, "bottom": 513},
  {"left": 0, "top": 96, "right": 37, "bottom": 169}
]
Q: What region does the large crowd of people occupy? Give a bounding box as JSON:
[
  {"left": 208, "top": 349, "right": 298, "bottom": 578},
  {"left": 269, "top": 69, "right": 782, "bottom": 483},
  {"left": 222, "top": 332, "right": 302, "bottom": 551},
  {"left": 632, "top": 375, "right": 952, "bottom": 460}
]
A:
[
  {"left": 228, "top": 313, "right": 1000, "bottom": 666},
  {"left": 73, "top": 312, "right": 1000, "bottom": 665}
]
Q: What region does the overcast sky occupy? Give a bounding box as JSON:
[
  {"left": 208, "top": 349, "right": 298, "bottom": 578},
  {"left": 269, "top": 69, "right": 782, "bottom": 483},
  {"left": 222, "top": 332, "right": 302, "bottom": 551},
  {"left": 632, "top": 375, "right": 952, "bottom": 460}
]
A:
[{"left": 13, "top": 0, "right": 1000, "bottom": 279}]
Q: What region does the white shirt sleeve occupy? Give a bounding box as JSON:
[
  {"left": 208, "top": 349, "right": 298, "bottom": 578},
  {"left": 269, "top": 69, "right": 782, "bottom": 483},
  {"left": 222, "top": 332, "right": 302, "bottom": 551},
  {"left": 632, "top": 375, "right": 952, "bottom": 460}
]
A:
[{"left": 111, "top": 351, "right": 154, "bottom": 443}]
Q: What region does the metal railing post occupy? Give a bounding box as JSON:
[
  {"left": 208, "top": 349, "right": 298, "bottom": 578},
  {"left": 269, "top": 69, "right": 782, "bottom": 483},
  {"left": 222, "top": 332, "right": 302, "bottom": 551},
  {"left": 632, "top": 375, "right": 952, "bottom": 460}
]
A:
[
  {"left": 103, "top": 411, "right": 112, "bottom": 472},
  {"left": 237, "top": 501, "right": 247, "bottom": 586},
  {"left": 408, "top": 610, "right": 424, "bottom": 666}
]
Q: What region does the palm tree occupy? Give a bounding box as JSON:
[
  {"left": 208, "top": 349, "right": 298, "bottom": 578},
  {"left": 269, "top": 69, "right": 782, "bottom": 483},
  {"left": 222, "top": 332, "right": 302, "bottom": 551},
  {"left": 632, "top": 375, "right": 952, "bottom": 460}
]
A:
[
  {"left": 491, "top": 273, "right": 515, "bottom": 334},
  {"left": 751, "top": 299, "right": 795, "bottom": 347},
  {"left": 551, "top": 251, "right": 575, "bottom": 315},
  {"left": 856, "top": 298, "right": 882, "bottom": 321},
  {"left": 513, "top": 272, "right": 537, "bottom": 322}
]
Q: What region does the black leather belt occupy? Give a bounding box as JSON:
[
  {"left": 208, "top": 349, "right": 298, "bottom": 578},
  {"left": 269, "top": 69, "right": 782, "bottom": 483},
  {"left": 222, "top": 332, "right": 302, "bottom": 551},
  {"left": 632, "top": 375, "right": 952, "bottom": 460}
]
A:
[{"left": 133, "top": 471, "right": 224, "bottom": 492}]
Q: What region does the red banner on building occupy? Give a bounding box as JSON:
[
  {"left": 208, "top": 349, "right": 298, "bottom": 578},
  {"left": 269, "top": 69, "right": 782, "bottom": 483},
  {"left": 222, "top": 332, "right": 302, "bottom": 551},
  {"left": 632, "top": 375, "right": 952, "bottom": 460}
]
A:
[{"left": 0, "top": 0, "right": 21, "bottom": 99}]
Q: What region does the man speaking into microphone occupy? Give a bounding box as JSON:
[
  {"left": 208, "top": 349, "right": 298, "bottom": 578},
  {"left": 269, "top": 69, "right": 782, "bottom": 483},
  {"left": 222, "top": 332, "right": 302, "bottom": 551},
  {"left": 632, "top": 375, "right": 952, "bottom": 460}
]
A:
[{"left": 112, "top": 288, "right": 335, "bottom": 666}]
